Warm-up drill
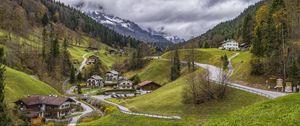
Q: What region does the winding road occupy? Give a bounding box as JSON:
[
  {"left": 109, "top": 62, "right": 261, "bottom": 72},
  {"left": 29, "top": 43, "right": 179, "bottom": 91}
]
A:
[
  {"left": 92, "top": 95, "right": 181, "bottom": 119},
  {"left": 153, "top": 53, "right": 287, "bottom": 99},
  {"left": 64, "top": 53, "right": 96, "bottom": 126}
]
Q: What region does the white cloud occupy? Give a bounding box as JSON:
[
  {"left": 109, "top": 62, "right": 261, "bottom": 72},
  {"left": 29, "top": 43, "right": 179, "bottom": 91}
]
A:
[{"left": 58, "top": 0, "right": 261, "bottom": 39}]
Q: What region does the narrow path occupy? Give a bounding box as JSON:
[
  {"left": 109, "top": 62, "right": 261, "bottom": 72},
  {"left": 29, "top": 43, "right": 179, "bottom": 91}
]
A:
[
  {"left": 92, "top": 95, "right": 181, "bottom": 120},
  {"left": 153, "top": 53, "right": 287, "bottom": 99}
]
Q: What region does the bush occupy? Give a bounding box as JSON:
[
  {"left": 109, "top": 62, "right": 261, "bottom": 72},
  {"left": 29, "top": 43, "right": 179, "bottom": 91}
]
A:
[{"left": 250, "top": 57, "right": 265, "bottom": 75}]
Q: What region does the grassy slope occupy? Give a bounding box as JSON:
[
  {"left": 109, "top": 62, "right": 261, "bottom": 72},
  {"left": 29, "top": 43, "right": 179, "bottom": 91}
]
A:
[
  {"left": 205, "top": 93, "right": 300, "bottom": 126},
  {"left": 81, "top": 69, "right": 266, "bottom": 126},
  {"left": 121, "top": 70, "right": 267, "bottom": 125},
  {"left": 125, "top": 60, "right": 172, "bottom": 85},
  {"left": 68, "top": 46, "right": 127, "bottom": 69},
  {"left": 162, "top": 48, "right": 236, "bottom": 66},
  {"left": 78, "top": 110, "right": 182, "bottom": 126},
  {"left": 5, "top": 67, "right": 60, "bottom": 106},
  {"left": 231, "top": 51, "right": 265, "bottom": 84}
]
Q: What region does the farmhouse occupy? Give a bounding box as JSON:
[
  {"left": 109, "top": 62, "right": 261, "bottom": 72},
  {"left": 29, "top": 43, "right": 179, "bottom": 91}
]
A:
[
  {"left": 137, "top": 81, "right": 161, "bottom": 91},
  {"left": 87, "top": 75, "right": 104, "bottom": 87},
  {"left": 219, "top": 39, "right": 240, "bottom": 51},
  {"left": 15, "top": 95, "right": 76, "bottom": 120},
  {"left": 86, "top": 55, "right": 99, "bottom": 65},
  {"left": 105, "top": 70, "right": 119, "bottom": 83},
  {"left": 117, "top": 80, "right": 133, "bottom": 89}
]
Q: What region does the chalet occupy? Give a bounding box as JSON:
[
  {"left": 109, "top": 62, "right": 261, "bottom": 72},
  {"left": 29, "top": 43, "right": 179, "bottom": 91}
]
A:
[
  {"left": 87, "top": 75, "right": 104, "bottom": 87},
  {"left": 105, "top": 70, "right": 119, "bottom": 83},
  {"left": 219, "top": 39, "right": 240, "bottom": 51},
  {"left": 137, "top": 81, "right": 161, "bottom": 91},
  {"left": 86, "top": 55, "right": 99, "bottom": 65},
  {"left": 117, "top": 80, "right": 133, "bottom": 89},
  {"left": 15, "top": 95, "right": 76, "bottom": 121}
]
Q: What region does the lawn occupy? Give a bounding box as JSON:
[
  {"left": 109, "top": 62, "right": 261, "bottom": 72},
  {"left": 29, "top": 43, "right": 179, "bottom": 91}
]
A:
[
  {"left": 124, "top": 60, "right": 191, "bottom": 85},
  {"left": 4, "top": 67, "right": 60, "bottom": 107},
  {"left": 68, "top": 46, "right": 90, "bottom": 62},
  {"left": 162, "top": 48, "right": 236, "bottom": 67},
  {"left": 205, "top": 93, "right": 300, "bottom": 126},
  {"left": 231, "top": 51, "right": 266, "bottom": 85},
  {"left": 84, "top": 69, "right": 267, "bottom": 126},
  {"left": 98, "top": 49, "right": 127, "bottom": 68}
]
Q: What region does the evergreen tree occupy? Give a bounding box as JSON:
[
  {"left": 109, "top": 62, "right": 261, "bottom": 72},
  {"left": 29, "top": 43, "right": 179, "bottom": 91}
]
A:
[
  {"left": 132, "top": 75, "right": 141, "bottom": 85},
  {"left": 0, "top": 48, "right": 11, "bottom": 125},
  {"left": 93, "top": 58, "right": 101, "bottom": 75},
  {"left": 62, "top": 38, "right": 71, "bottom": 75},
  {"left": 42, "top": 13, "right": 49, "bottom": 26},
  {"left": 242, "top": 14, "right": 254, "bottom": 44},
  {"left": 42, "top": 28, "right": 47, "bottom": 60},
  {"left": 70, "top": 65, "right": 75, "bottom": 84},
  {"left": 252, "top": 26, "right": 264, "bottom": 57},
  {"left": 221, "top": 54, "right": 229, "bottom": 70},
  {"left": 171, "top": 48, "right": 181, "bottom": 81}
]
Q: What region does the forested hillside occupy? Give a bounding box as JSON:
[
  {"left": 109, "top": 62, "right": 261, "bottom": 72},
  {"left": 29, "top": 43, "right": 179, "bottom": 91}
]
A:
[
  {"left": 183, "top": 0, "right": 300, "bottom": 48},
  {"left": 182, "top": 0, "right": 300, "bottom": 85},
  {"left": 0, "top": 0, "right": 155, "bottom": 92}
]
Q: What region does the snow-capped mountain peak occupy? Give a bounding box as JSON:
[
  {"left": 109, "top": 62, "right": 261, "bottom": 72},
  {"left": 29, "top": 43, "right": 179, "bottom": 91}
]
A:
[{"left": 71, "top": 1, "right": 184, "bottom": 46}]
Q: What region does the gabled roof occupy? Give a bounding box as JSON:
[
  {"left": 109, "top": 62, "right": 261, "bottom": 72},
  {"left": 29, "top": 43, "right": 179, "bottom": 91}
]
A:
[
  {"left": 138, "top": 81, "right": 161, "bottom": 87},
  {"left": 16, "top": 95, "right": 75, "bottom": 106},
  {"left": 107, "top": 70, "right": 119, "bottom": 74},
  {"left": 92, "top": 75, "right": 103, "bottom": 80}
]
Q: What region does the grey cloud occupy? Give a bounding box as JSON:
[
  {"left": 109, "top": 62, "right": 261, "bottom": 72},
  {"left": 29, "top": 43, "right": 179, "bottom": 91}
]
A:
[{"left": 58, "top": 0, "right": 261, "bottom": 39}]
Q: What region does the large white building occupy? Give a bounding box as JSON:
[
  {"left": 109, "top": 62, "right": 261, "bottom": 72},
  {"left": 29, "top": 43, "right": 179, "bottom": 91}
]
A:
[{"left": 220, "top": 39, "right": 240, "bottom": 51}]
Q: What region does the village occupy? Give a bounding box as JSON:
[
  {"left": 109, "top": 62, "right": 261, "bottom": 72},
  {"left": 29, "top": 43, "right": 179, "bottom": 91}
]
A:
[
  {"left": 13, "top": 38, "right": 300, "bottom": 125},
  {"left": 14, "top": 48, "right": 162, "bottom": 125}
]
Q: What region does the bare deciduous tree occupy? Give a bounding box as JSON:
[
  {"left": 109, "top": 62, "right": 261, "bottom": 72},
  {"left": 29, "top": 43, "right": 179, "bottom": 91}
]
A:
[{"left": 182, "top": 68, "right": 229, "bottom": 105}]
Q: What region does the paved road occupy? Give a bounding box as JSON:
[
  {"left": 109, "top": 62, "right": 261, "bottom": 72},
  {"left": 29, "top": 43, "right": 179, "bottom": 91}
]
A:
[
  {"left": 64, "top": 53, "right": 96, "bottom": 126},
  {"left": 152, "top": 54, "right": 287, "bottom": 99},
  {"left": 92, "top": 95, "right": 181, "bottom": 119},
  {"left": 68, "top": 98, "right": 94, "bottom": 126}
]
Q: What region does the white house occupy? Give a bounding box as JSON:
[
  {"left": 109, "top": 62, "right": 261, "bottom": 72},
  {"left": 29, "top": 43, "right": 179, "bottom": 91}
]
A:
[
  {"left": 117, "top": 80, "right": 133, "bottom": 90},
  {"left": 220, "top": 39, "right": 240, "bottom": 51},
  {"left": 87, "top": 75, "right": 104, "bottom": 87},
  {"left": 105, "top": 70, "right": 120, "bottom": 83}
]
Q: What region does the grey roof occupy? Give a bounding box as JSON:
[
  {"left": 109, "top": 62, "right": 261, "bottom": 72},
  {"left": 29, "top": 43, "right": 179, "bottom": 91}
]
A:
[
  {"left": 109, "top": 70, "right": 119, "bottom": 74},
  {"left": 92, "top": 75, "right": 103, "bottom": 80}
]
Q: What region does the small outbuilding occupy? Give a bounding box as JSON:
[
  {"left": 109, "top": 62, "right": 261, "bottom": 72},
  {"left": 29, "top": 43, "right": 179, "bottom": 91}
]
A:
[{"left": 137, "top": 81, "right": 161, "bottom": 91}]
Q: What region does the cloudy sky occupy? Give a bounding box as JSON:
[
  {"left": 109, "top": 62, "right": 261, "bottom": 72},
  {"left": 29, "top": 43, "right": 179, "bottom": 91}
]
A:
[{"left": 59, "top": 0, "right": 261, "bottom": 39}]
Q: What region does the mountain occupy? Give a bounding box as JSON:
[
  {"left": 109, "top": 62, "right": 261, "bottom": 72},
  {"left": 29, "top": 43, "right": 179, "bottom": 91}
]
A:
[
  {"left": 145, "top": 28, "right": 185, "bottom": 43},
  {"left": 70, "top": 1, "right": 183, "bottom": 46}
]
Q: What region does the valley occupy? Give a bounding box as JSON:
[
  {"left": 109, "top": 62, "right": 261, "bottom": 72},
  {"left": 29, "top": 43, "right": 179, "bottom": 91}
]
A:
[{"left": 0, "top": 0, "right": 300, "bottom": 126}]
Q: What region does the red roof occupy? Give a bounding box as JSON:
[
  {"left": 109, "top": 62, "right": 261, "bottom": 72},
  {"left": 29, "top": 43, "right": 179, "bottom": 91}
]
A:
[
  {"left": 138, "top": 81, "right": 160, "bottom": 87},
  {"left": 16, "top": 95, "right": 75, "bottom": 106}
]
